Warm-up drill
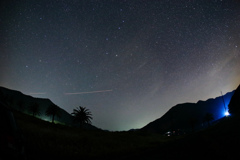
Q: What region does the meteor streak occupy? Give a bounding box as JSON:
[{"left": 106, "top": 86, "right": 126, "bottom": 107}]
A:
[
  {"left": 29, "top": 92, "right": 46, "bottom": 95},
  {"left": 65, "top": 90, "right": 113, "bottom": 95}
]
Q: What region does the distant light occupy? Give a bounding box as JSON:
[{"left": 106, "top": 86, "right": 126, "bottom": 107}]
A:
[{"left": 225, "top": 111, "right": 230, "bottom": 116}]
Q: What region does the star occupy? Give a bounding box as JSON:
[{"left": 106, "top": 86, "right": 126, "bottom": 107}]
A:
[{"left": 1, "top": 0, "right": 240, "bottom": 131}]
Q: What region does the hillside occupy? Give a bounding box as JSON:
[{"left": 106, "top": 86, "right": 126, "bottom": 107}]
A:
[
  {"left": 141, "top": 90, "right": 235, "bottom": 133},
  {"left": 0, "top": 86, "right": 99, "bottom": 130},
  {"left": 12, "top": 92, "right": 240, "bottom": 160},
  {"left": 228, "top": 84, "right": 240, "bottom": 115},
  {"left": 13, "top": 110, "right": 172, "bottom": 160}
]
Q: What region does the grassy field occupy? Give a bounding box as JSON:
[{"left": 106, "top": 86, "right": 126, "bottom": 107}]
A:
[
  {"left": 13, "top": 111, "right": 178, "bottom": 160},
  {"left": 13, "top": 110, "right": 240, "bottom": 160}
]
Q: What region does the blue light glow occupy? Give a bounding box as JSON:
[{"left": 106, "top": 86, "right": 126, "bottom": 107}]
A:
[
  {"left": 219, "top": 94, "right": 232, "bottom": 118},
  {"left": 224, "top": 111, "right": 230, "bottom": 117}
]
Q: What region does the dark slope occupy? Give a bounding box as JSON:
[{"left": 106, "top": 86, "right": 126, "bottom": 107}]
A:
[
  {"left": 0, "top": 86, "right": 99, "bottom": 130},
  {"left": 113, "top": 115, "right": 240, "bottom": 160},
  {"left": 141, "top": 91, "right": 235, "bottom": 133},
  {"left": 228, "top": 84, "right": 240, "bottom": 115}
]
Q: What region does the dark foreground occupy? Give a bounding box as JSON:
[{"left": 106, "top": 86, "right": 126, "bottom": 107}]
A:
[
  {"left": 14, "top": 111, "right": 240, "bottom": 160},
  {"left": 116, "top": 117, "right": 240, "bottom": 160}
]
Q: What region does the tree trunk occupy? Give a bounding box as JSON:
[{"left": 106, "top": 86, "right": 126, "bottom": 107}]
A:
[{"left": 52, "top": 114, "right": 55, "bottom": 123}]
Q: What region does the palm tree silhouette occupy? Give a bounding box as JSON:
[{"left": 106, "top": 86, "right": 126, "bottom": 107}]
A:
[
  {"left": 203, "top": 113, "right": 214, "bottom": 127},
  {"left": 71, "top": 106, "right": 92, "bottom": 126},
  {"left": 28, "top": 102, "right": 41, "bottom": 117},
  {"left": 45, "top": 104, "right": 61, "bottom": 123}
]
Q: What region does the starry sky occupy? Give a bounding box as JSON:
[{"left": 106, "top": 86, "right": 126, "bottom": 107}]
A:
[{"left": 1, "top": 0, "right": 240, "bottom": 131}]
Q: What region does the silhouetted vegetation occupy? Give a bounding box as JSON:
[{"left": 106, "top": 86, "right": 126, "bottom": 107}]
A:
[
  {"left": 13, "top": 111, "right": 170, "bottom": 160},
  {"left": 28, "top": 102, "right": 41, "bottom": 117},
  {"left": 1, "top": 85, "right": 240, "bottom": 159},
  {"left": 12, "top": 107, "right": 240, "bottom": 160},
  {"left": 71, "top": 106, "right": 92, "bottom": 125},
  {"left": 203, "top": 113, "right": 214, "bottom": 127},
  {"left": 45, "top": 104, "right": 61, "bottom": 123}
]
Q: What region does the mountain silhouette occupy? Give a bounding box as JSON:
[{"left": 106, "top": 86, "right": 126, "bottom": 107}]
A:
[
  {"left": 0, "top": 86, "right": 99, "bottom": 130},
  {"left": 228, "top": 84, "right": 240, "bottom": 115},
  {"left": 141, "top": 90, "right": 235, "bottom": 133}
]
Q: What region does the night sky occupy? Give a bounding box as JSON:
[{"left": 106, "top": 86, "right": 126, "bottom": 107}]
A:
[{"left": 1, "top": 0, "right": 240, "bottom": 131}]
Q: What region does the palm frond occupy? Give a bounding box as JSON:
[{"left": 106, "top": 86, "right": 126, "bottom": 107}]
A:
[{"left": 71, "top": 106, "right": 93, "bottom": 125}]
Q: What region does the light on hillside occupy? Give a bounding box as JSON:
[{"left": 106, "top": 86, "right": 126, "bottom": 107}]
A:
[{"left": 224, "top": 111, "right": 230, "bottom": 117}]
